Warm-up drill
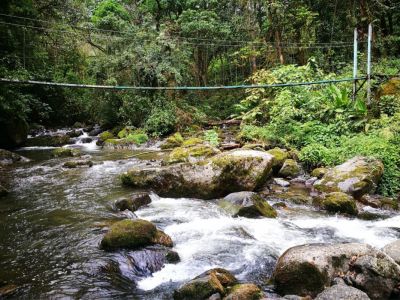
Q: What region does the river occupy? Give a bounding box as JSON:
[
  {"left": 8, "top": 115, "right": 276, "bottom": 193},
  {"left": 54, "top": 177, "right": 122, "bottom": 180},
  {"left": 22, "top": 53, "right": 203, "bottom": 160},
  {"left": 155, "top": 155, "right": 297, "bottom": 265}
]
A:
[{"left": 1, "top": 132, "right": 399, "bottom": 299}]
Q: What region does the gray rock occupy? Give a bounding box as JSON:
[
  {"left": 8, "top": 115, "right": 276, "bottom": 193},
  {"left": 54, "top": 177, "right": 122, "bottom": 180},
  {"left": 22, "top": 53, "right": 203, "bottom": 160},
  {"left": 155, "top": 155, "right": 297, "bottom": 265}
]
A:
[
  {"left": 0, "top": 149, "right": 29, "bottom": 166},
  {"left": 314, "top": 157, "right": 384, "bottom": 198},
  {"left": 121, "top": 149, "right": 274, "bottom": 199},
  {"left": 274, "top": 178, "right": 290, "bottom": 187},
  {"left": 115, "top": 192, "right": 152, "bottom": 212},
  {"left": 220, "top": 192, "right": 277, "bottom": 218},
  {"left": 315, "top": 284, "right": 370, "bottom": 300},
  {"left": 278, "top": 159, "right": 301, "bottom": 178},
  {"left": 383, "top": 240, "right": 400, "bottom": 264},
  {"left": 174, "top": 268, "right": 237, "bottom": 300},
  {"left": 272, "top": 243, "right": 400, "bottom": 299}
]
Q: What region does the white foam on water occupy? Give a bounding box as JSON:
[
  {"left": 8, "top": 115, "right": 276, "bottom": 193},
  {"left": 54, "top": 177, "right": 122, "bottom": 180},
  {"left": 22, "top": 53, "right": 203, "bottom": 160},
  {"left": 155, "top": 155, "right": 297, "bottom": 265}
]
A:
[{"left": 135, "top": 195, "right": 400, "bottom": 291}]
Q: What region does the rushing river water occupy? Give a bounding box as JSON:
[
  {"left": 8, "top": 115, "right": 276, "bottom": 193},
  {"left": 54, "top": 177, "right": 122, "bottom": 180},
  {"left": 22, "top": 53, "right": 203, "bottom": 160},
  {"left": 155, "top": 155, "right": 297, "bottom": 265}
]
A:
[{"left": 1, "top": 132, "right": 399, "bottom": 299}]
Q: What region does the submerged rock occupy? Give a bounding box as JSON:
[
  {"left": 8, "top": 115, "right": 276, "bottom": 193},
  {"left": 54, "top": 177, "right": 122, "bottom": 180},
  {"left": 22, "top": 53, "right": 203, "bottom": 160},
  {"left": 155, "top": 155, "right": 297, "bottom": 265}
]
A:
[
  {"left": 314, "top": 284, "right": 370, "bottom": 300},
  {"left": 383, "top": 240, "right": 400, "bottom": 264},
  {"left": 322, "top": 192, "right": 358, "bottom": 216},
  {"left": 220, "top": 192, "right": 277, "bottom": 218},
  {"left": 0, "top": 185, "right": 8, "bottom": 197},
  {"left": 52, "top": 147, "right": 81, "bottom": 158},
  {"left": 278, "top": 159, "right": 301, "bottom": 178},
  {"left": 314, "top": 157, "right": 384, "bottom": 198},
  {"left": 66, "top": 129, "right": 83, "bottom": 138},
  {"left": 25, "top": 134, "right": 71, "bottom": 147},
  {"left": 173, "top": 268, "right": 237, "bottom": 300},
  {"left": 63, "top": 160, "right": 93, "bottom": 168},
  {"left": 0, "top": 283, "right": 19, "bottom": 298},
  {"left": 0, "top": 149, "right": 29, "bottom": 166},
  {"left": 272, "top": 243, "right": 400, "bottom": 299},
  {"left": 121, "top": 149, "right": 275, "bottom": 199},
  {"left": 100, "top": 219, "right": 172, "bottom": 251},
  {"left": 115, "top": 192, "right": 152, "bottom": 212},
  {"left": 224, "top": 283, "right": 263, "bottom": 300}
]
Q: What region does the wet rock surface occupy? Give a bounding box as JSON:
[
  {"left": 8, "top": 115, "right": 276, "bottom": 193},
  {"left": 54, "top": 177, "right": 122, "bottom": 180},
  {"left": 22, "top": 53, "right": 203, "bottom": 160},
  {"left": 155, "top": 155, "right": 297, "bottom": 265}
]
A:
[
  {"left": 115, "top": 192, "right": 152, "bottom": 212},
  {"left": 383, "top": 240, "right": 400, "bottom": 264},
  {"left": 314, "top": 157, "right": 384, "bottom": 198},
  {"left": 322, "top": 192, "right": 358, "bottom": 216},
  {"left": 25, "top": 134, "right": 71, "bottom": 147},
  {"left": 314, "top": 283, "right": 370, "bottom": 300},
  {"left": 0, "top": 149, "right": 29, "bottom": 166},
  {"left": 272, "top": 243, "right": 400, "bottom": 299},
  {"left": 121, "top": 149, "right": 275, "bottom": 199}
]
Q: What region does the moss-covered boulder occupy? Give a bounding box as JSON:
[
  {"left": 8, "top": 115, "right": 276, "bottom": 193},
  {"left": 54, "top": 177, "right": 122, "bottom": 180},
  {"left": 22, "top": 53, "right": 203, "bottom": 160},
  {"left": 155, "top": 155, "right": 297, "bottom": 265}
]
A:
[
  {"left": 322, "top": 192, "right": 358, "bottom": 215},
  {"left": 164, "top": 144, "right": 220, "bottom": 164},
  {"left": 121, "top": 149, "right": 275, "bottom": 199},
  {"left": 25, "top": 134, "right": 71, "bottom": 147},
  {"left": 219, "top": 192, "right": 277, "bottom": 218},
  {"left": 182, "top": 137, "right": 203, "bottom": 147},
  {"left": 52, "top": 147, "right": 81, "bottom": 158},
  {"left": 378, "top": 77, "right": 400, "bottom": 98},
  {"left": 359, "top": 194, "right": 399, "bottom": 210},
  {"left": 115, "top": 192, "right": 152, "bottom": 212},
  {"left": 100, "top": 219, "right": 172, "bottom": 251},
  {"left": 272, "top": 243, "right": 400, "bottom": 299},
  {"left": 267, "top": 147, "right": 289, "bottom": 170},
  {"left": 173, "top": 268, "right": 237, "bottom": 300},
  {"left": 311, "top": 167, "right": 328, "bottom": 179},
  {"left": 63, "top": 159, "right": 93, "bottom": 168},
  {"left": 117, "top": 127, "right": 133, "bottom": 139},
  {"left": 314, "top": 157, "right": 384, "bottom": 198},
  {"left": 0, "top": 149, "right": 28, "bottom": 166},
  {"left": 99, "top": 131, "right": 114, "bottom": 142},
  {"left": 161, "top": 132, "right": 184, "bottom": 149},
  {"left": 224, "top": 284, "right": 263, "bottom": 300},
  {"left": 278, "top": 159, "right": 301, "bottom": 178}
]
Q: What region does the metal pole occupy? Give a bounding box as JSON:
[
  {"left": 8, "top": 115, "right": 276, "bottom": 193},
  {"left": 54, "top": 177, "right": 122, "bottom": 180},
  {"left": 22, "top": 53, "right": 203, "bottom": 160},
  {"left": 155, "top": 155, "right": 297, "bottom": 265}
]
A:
[
  {"left": 352, "top": 28, "right": 358, "bottom": 101},
  {"left": 367, "top": 23, "right": 372, "bottom": 106}
]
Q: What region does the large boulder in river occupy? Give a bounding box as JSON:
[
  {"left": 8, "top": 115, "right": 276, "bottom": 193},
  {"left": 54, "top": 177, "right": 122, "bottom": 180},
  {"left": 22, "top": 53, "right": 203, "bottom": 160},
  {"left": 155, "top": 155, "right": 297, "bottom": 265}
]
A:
[
  {"left": 121, "top": 149, "right": 275, "bottom": 199},
  {"left": 322, "top": 192, "right": 358, "bottom": 216},
  {"left": 314, "top": 157, "right": 384, "bottom": 198},
  {"left": 173, "top": 268, "right": 237, "bottom": 300},
  {"left": 100, "top": 219, "right": 172, "bottom": 251},
  {"left": 219, "top": 192, "right": 277, "bottom": 218},
  {"left": 272, "top": 243, "right": 400, "bottom": 299},
  {"left": 25, "top": 134, "right": 71, "bottom": 147},
  {"left": 0, "top": 149, "right": 29, "bottom": 166},
  {"left": 383, "top": 240, "right": 400, "bottom": 265}
]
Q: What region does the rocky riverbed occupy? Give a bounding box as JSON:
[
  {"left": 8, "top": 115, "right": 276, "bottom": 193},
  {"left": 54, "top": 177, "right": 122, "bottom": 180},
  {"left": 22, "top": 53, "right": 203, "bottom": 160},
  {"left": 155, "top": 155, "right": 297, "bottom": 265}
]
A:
[{"left": 0, "top": 128, "right": 399, "bottom": 299}]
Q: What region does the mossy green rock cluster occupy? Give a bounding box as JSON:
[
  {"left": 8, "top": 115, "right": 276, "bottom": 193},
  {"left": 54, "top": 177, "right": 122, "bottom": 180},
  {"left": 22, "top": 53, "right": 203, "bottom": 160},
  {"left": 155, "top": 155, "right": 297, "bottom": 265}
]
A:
[
  {"left": 278, "top": 159, "right": 301, "bottom": 178},
  {"left": 52, "top": 147, "right": 81, "bottom": 158},
  {"left": 267, "top": 147, "right": 289, "bottom": 169},
  {"left": 314, "top": 157, "right": 384, "bottom": 198},
  {"left": 311, "top": 167, "right": 328, "bottom": 179},
  {"left": 164, "top": 144, "right": 220, "bottom": 164},
  {"left": 173, "top": 268, "right": 238, "bottom": 300},
  {"left": 25, "top": 135, "right": 71, "bottom": 147},
  {"left": 100, "top": 219, "right": 172, "bottom": 251},
  {"left": 220, "top": 192, "right": 277, "bottom": 218},
  {"left": 121, "top": 149, "right": 275, "bottom": 199},
  {"left": 272, "top": 243, "right": 400, "bottom": 299},
  {"left": 322, "top": 192, "right": 358, "bottom": 215},
  {"left": 378, "top": 77, "right": 400, "bottom": 98},
  {"left": 224, "top": 284, "right": 263, "bottom": 300},
  {"left": 99, "top": 131, "right": 114, "bottom": 142},
  {"left": 161, "top": 132, "right": 184, "bottom": 149}
]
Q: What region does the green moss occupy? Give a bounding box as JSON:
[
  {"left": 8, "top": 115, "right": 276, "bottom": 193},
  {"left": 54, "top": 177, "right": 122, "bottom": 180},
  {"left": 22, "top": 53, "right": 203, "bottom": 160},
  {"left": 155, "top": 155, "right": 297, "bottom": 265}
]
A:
[
  {"left": 99, "top": 131, "right": 114, "bottom": 141},
  {"left": 52, "top": 147, "right": 80, "bottom": 158},
  {"left": 182, "top": 137, "right": 203, "bottom": 147},
  {"left": 322, "top": 192, "right": 358, "bottom": 215},
  {"left": 125, "top": 133, "right": 148, "bottom": 145},
  {"left": 161, "top": 132, "right": 184, "bottom": 149},
  {"left": 226, "top": 284, "right": 263, "bottom": 300},
  {"left": 100, "top": 219, "right": 157, "bottom": 250},
  {"left": 166, "top": 145, "right": 219, "bottom": 164},
  {"left": 278, "top": 159, "right": 301, "bottom": 178},
  {"left": 235, "top": 194, "right": 277, "bottom": 218},
  {"left": 117, "top": 127, "right": 133, "bottom": 139},
  {"left": 379, "top": 78, "right": 400, "bottom": 97},
  {"left": 311, "top": 167, "right": 328, "bottom": 178},
  {"left": 267, "top": 147, "right": 289, "bottom": 168}
]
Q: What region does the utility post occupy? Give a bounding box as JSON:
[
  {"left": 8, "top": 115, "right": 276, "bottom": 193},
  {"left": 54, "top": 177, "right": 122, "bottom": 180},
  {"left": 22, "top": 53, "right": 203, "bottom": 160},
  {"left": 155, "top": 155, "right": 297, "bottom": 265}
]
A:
[
  {"left": 352, "top": 27, "right": 358, "bottom": 102},
  {"left": 367, "top": 23, "right": 372, "bottom": 106}
]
